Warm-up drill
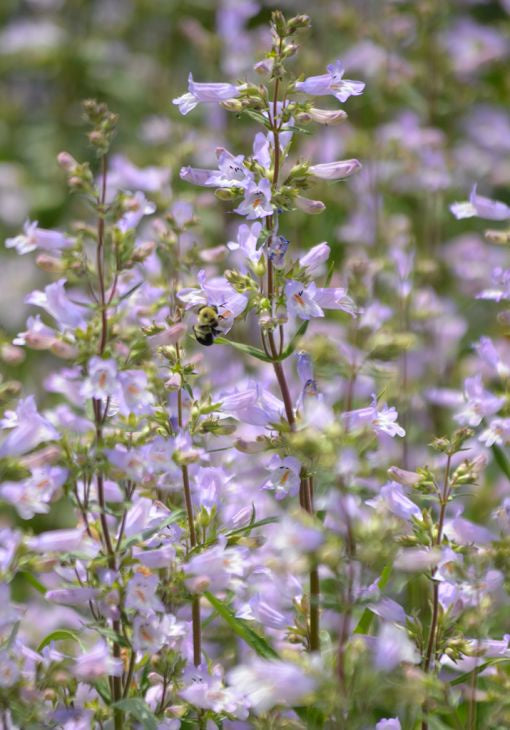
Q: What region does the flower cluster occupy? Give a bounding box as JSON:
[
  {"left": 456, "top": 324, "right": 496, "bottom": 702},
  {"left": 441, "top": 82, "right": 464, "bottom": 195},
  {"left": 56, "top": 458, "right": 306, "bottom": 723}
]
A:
[{"left": 3, "top": 4, "right": 510, "bottom": 730}]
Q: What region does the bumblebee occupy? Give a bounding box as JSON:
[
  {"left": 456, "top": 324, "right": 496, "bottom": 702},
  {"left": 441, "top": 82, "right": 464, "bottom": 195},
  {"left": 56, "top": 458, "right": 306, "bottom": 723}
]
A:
[{"left": 193, "top": 305, "right": 221, "bottom": 346}]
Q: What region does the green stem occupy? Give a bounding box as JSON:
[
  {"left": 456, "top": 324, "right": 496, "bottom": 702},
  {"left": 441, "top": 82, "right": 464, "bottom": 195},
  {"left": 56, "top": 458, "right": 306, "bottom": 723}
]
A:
[
  {"left": 176, "top": 344, "right": 201, "bottom": 667},
  {"left": 93, "top": 154, "right": 123, "bottom": 730},
  {"left": 422, "top": 453, "right": 452, "bottom": 730},
  {"left": 262, "top": 51, "right": 320, "bottom": 652}
]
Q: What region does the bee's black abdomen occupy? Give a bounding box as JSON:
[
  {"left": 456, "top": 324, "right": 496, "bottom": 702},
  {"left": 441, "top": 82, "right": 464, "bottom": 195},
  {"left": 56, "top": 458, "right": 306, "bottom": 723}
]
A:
[{"left": 194, "top": 327, "right": 215, "bottom": 346}]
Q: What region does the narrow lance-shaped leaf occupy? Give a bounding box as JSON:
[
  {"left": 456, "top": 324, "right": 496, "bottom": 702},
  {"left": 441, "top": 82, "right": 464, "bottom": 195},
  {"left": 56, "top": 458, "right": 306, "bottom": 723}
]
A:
[
  {"left": 111, "top": 698, "right": 158, "bottom": 730},
  {"left": 204, "top": 591, "right": 278, "bottom": 659},
  {"left": 214, "top": 336, "right": 273, "bottom": 362}
]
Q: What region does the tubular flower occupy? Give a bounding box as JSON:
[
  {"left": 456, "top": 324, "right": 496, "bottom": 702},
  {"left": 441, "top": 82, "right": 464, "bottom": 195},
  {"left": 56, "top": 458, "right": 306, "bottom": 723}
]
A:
[
  {"left": 296, "top": 60, "right": 365, "bottom": 102},
  {"left": 172, "top": 73, "right": 244, "bottom": 115}
]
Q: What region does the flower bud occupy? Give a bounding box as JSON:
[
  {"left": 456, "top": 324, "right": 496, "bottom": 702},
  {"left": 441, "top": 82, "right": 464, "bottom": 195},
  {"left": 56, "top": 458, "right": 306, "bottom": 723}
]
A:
[
  {"left": 50, "top": 340, "right": 78, "bottom": 359},
  {"left": 87, "top": 130, "right": 103, "bottom": 145},
  {"left": 164, "top": 373, "right": 182, "bottom": 391},
  {"left": 0, "top": 381, "right": 21, "bottom": 399},
  {"left": 254, "top": 58, "right": 274, "bottom": 75},
  {"left": 25, "top": 331, "right": 56, "bottom": 350},
  {"left": 148, "top": 672, "right": 163, "bottom": 685},
  {"left": 252, "top": 257, "right": 266, "bottom": 277},
  {"left": 271, "top": 10, "right": 287, "bottom": 37},
  {"left": 221, "top": 99, "right": 244, "bottom": 112},
  {"left": 485, "top": 229, "right": 510, "bottom": 245},
  {"left": 275, "top": 307, "right": 288, "bottom": 325},
  {"left": 1, "top": 344, "right": 25, "bottom": 364},
  {"left": 287, "top": 14, "right": 312, "bottom": 33},
  {"left": 215, "top": 188, "right": 240, "bottom": 201},
  {"left": 297, "top": 108, "right": 348, "bottom": 125},
  {"left": 295, "top": 196, "right": 326, "bottom": 214},
  {"left": 497, "top": 310, "right": 510, "bottom": 326},
  {"left": 282, "top": 42, "right": 299, "bottom": 58},
  {"left": 199, "top": 245, "right": 227, "bottom": 263},
  {"left": 235, "top": 438, "right": 267, "bottom": 454},
  {"left": 159, "top": 346, "right": 177, "bottom": 363},
  {"left": 309, "top": 159, "right": 361, "bottom": 181},
  {"left": 387, "top": 466, "right": 422, "bottom": 487},
  {"left": 35, "top": 253, "right": 64, "bottom": 273},
  {"left": 132, "top": 240, "right": 156, "bottom": 262},
  {"left": 187, "top": 575, "right": 211, "bottom": 593},
  {"left": 224, "top": 269, "right": 256, "bottom": 293},
  {"left": 57, "top": 151, "right": 78, "bottom": 171}
]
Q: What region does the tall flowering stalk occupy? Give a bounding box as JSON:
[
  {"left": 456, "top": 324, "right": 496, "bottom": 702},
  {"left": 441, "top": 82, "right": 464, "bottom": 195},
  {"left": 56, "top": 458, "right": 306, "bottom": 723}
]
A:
[
  {"left": 174, "top": 9, "right": 363, "bottom": 656},
  {"left": 86, "top": 103, "right": 125, "bottom": 730}
]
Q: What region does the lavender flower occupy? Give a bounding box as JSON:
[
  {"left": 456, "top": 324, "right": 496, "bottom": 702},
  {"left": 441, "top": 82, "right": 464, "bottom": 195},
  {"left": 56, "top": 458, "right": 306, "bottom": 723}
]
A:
[
  {"left": 376, "top": 720, "right": 402, "bottom": 730},
  {"left": 0, "top": 396, "right": 60, "bottom": 457},
  {"left": 262, "top": 454, "right": 301, "bottom": 500},
  {"left": 343, "top": 395, "right": 406, "bottom": 438},
  {"left": 226, "top": 658, "right": 316, "bottom": 714},
  {"left": 74, "top": 641, "right": 123, "bottom": 680},
  {"left": 25, "top": 279, "right": 89, "bottom": 331},
  {"left": 227, "top": 221, "right": 264, "bottom": 265},
  {"left": 234, "top": 178, "right": 273, "bottom": 219},
  {"left": 296, "top": 60, "right": 365, "bottom": 102},
  {"left": 451, "top": 185, "right": 510, "bottom": 221},
  {"left": 5, "top": 219, "right": 72, "bottom": 254},
  {"left": 285, "top": 280, "right": 357, "bottom": 320}
]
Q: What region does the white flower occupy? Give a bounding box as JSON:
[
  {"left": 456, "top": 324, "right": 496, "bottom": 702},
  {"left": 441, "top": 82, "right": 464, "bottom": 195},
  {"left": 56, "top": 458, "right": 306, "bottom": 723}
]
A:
[
  {"left": 234, "top": 178, "right": 273, "bottom": 220},
  {"left": 80, "top": 357, "right": 120, "bottom": 400},
  {"left": 227, "top": 658, "right": 316, "bottom": 715},
  {"left": 285, "top": 281, "right": 324, "bottom": 319},
  {"left": 479, "top": 418, "right": 510, "bottom": 447},
  {"left": 5, "top": 219, "right": 72, "bottom": 255},
  {"left": 262, "top": 455, "right": 301, "bottom": 500},
  {"left": 172, "top": 73, "right": 243, "bottom": 115},
  {"left": 227, "top": 222, "right": 264, "bottom": 264},
  {"left": 0, "top": 652, "right": 19, "bottom": 687},
  {"left": 125, "top": 571, "right": 164, "bottom": 614},
  {"left": 206, "top": 148, "right": 252, "bottom": 188}
]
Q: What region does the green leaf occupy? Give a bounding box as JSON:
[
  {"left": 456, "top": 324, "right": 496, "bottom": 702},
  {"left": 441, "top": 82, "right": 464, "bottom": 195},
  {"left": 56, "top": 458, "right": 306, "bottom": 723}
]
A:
[
  {"left": 37, "top": 629, "right": 83, "bottom": 653},
  {"left": 225, "top": 516, "right": 279, "bottom": 539},
  {"left": 214, "top": 336, "right": 273, "bottom": 362},
  {"left": 111, "top": 698, "right": 158, "bottom": 730},
  {"left": 120, "top": 510, "right": 185, "bottom": 550},
  {"left": 324, "top": 259, "right": 335, "bottom": 287},
  {"left": 295, "top": 705, "right": 326, "bottom": 729},
  {"left": 17, "top": 571, "right": 46, "bottom": 594},
  {"left": 278, "top": 320, "right": 309, "bottom": 361},
  {"left": 241, "top": 109, "right": 271, "bottom": 127},
  {"left": 204, "top": 592, "right": 278, "bottom": 659},
  {"left": 92, "top": 679, "right": 111, "bottom": 705},
  {"left": 449, "top": 658, "right": 510, "bottom": 686},
  {"left": 179, "top": 719, "right": 198, "bottom": 730},
  {"left": 118, "top": 281, "right": 143, "bottom": 302},
  {"left": 189, "top": 516, "right": 280, "bottom": 554},
  {"left": 426, "top": 715, "right": 457, "bottom": 730},
  {"left": 201, "top": 594, "right": 324, "bottom": 727},
  {"left": 354, "top": 563, "right": 392, "bottom": 635},
  {"left": 0, "top": 621, "right": 20, "bottom": 651},
  {"left": 492, "top": 443, "right": 510, "bottom": 480}
]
